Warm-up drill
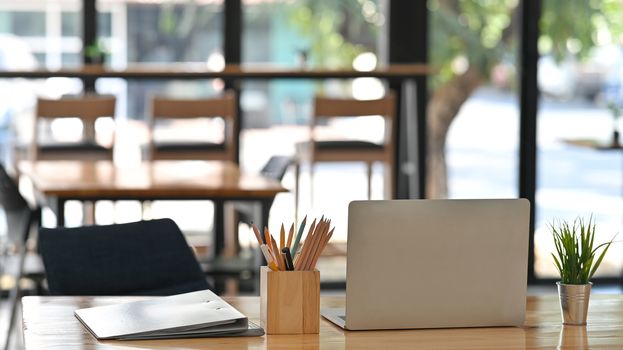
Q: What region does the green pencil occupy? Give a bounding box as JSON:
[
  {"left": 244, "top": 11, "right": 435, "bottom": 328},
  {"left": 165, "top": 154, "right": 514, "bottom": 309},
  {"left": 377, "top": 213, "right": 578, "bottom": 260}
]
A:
[{"left": 291, "top": 215, "right": 307, "bottom": 257}]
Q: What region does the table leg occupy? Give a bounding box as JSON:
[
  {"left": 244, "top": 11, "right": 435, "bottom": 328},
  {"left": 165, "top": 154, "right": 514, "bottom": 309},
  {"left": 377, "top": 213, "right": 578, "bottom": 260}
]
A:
[
  {"left": 213, "top": 200, "right": 224, "bottom": 257},
  {"left": 56, "top": 198, "right": 65, "bottom": 227},
  {"left": 260, "top": 199, "right": 271, "bottom": 233}
]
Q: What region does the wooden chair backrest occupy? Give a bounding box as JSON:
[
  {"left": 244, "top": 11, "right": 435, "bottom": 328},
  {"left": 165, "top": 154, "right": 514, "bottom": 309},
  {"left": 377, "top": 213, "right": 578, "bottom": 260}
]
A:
[
  {"left": 311, "top": 92, "right": 396, "bottom": 146},
  {"left": 313, "top": 92, "right": 396, "bottom": 120},
  {"left": 149, "top": 91, "right": 237, "bottom": 161},
  {"left": 36, "top": 95, "right": 116, "bottom": 122},
  {"left": 33, "top": 95, "right": 116, "bottom": 159}
]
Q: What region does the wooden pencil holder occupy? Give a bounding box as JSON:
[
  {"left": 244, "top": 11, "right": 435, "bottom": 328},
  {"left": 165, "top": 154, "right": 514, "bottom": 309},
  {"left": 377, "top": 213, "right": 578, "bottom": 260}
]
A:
[{"left": 260, "top": 266, "right": 320, "bottom": 334}]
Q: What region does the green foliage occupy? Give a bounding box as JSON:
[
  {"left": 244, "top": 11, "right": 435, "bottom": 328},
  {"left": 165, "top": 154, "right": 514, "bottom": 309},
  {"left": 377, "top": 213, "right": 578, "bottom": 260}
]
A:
[
  {"left": 429, "top": 0, "right": 517, "bottom": 88},
  {"left": 541, "top": 0, "right": 623, "bottom": 62},
  {"left": 429, "top": 0, "right": 623, "bottom": 89},
  {"left": 550, "top": 216, "right": 616, "bottom": 285},
  {"left": 286, "top": 0, "right": 380, "bottom": 68},
  {"left": 84, "top": 39, "right": 108, "bottom": 60}
]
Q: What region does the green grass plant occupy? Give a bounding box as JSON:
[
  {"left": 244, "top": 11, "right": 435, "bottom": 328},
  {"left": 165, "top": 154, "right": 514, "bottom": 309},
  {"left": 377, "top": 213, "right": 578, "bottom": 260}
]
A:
[{"left": 550, "top": 216, "right": 616, "bottom": 285}]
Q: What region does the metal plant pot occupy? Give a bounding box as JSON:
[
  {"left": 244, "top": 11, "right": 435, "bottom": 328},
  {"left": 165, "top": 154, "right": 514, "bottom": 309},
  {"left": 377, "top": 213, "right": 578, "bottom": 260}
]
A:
[{"left": 557, "top": 282, "right": 592, "bottom": 325}]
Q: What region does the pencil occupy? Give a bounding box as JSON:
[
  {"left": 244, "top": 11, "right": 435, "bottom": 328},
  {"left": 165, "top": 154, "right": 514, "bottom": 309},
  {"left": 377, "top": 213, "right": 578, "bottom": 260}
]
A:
[
  {"left": 302, "top": 219, "right": 324, "bottom": 270},
  {"left": 309, "top": 227, "right": 333, "bottom": 270},
  {"left": 293, "top": 241, "right": 304, "bottom": 267},
  {"left": 297, "top": 218, "right": 324, "bottom": 271},
  {"left": 251, "top": 224, "right": 264, "bottom": 245},
  {"left": 286, "top": 223, "right": 295, "bottom": 249},
  {"left": 304, "top": 219, "right": 328, "bottom": 270},
  {"left": 279, "top": 223, "right": 285, "bottom": 252},
  {"left": 264, "top": 227, "right": 272, "bottom": 254},
  {"left": 295, "top": 218, "right": 317, "bottom": 270},
  {"left": 265, "top": 227, "right": 280, "bottom": 270},
  {"left": 260, "top": 244, "right": 278, "bottom": 271},
  {"left": 291, "top": 215, "right": 307, "bottom": 257},
  {"left": 270, "top": 235, "right": 285, "bottom": 271}
]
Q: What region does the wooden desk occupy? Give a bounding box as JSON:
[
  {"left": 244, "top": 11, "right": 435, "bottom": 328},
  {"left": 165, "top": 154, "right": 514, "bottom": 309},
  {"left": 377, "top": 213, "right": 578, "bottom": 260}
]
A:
[
  {"left": 3, "top": 63, "right": 430, "bottom": 198},
  {"left": 18, "top": 160, "right": 287, "bottom": 254},
  {"left": 21, "top": 294, "right": 623, "bottom": 349},
  {"left": 562, "top": 138, "right": 623, "bottom": 150}
]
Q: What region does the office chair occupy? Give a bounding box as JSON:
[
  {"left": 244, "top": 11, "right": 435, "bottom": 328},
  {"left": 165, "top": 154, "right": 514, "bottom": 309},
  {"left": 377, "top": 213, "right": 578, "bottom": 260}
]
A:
[
  {"left": 149, "top": 91, "right": 237, "bottom": 161},
  {"left": 294, "top": 92, "right": 396, "bottom": 209},
  {"left": 0, "top": 165, "right": 39, "bottom": 350},
  {"left": 38, "top": 219, "right": 211, "bottom": 296},
  {"left": 33, "top": 94, "right": 116, "bottom": 161}
]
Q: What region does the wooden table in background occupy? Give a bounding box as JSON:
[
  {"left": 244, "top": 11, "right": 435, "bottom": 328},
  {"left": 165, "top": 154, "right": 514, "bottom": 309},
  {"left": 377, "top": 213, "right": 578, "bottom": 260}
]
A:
[
  {"left": 21, "top": 294, "right": 623, "bottom": 349},
  {"left": 18, "top": 160, "right": 287, "bottom": 255}
]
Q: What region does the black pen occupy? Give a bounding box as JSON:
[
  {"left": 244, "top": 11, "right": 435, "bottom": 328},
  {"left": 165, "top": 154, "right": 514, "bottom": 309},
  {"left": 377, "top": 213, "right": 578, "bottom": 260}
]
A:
[{"left": 282, "top": 247, "right": 294, "bottom": 271}]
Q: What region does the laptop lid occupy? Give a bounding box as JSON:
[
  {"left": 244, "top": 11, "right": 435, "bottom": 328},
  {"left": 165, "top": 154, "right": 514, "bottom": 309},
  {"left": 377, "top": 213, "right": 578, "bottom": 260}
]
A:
[{"left": 345, "top": 199, "right": 530, "bottom": 330}]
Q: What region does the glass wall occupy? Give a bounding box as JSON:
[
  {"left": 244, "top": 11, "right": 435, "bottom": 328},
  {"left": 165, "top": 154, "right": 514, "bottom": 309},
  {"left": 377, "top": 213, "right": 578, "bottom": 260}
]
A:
[
  {"left": 535, "top": 0, "right": 623, "bottom": 279},
  {"left": 427, "top": 0, "right": 520, "bottom": 200},
  {"left": 241, "top": 0, "right": 383, "bottom": 216},
  {"left": 0, "top": 0, "right": 82, "bottom": 69},
  {"left": 241, "top": 0, "right": 384, "bottom": 282},
  {"left": 97, "top": 0, "right": 224, "bottom": 121},
  {"left": 0, "top": 0, "right": 84, "bottom": 165}
]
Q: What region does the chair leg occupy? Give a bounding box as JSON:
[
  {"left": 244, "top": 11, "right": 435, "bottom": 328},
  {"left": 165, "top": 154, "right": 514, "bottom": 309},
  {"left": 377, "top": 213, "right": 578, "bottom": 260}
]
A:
[
  {"left": 309, "top": 162, "right": 315, "bottom": 208},
  {"left": 4, "top": 243, "right": 26, "bottom": 350},
  {"left": 366, "top": 161, "right": 373, "bottom": 199},
  {"left": 141, "top": 201, "right": 152, "bottom": 220},
  {"left": 294, "top": 161, "right": 300, "bottom": 221},
  {"left": 383, "top": 161, "right": 395, "bottom": 199},
  {"left": 83, "top": 201, "right": 96, "bottom": 225},
  {"left": 223, "top": 202, "right": 239, "bottom": 258}
]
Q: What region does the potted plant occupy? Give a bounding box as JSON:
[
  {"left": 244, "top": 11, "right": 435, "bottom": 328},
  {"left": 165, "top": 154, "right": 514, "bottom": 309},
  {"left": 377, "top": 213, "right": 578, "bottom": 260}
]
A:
[
  {"left": 550, "top": 216, "right": 616, "bottom": 325},
  {"left": 84, "top": 39, "right": 108, "bottom": 65}
]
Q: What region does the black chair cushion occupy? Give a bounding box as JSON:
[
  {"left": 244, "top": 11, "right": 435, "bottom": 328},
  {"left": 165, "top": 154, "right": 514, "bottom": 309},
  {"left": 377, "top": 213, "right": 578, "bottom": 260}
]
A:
[
  {"left": 315, "top": 140, "right": 384, "bottom": 150},
  {"left": 39, "top": 142, "right": 111, "bottom": 154},
  {"left": 154, "top": 141, "right": 225, "bottom": 152},
  {"left": 39, "top": 219, "right": 210, "bottom": 296}
]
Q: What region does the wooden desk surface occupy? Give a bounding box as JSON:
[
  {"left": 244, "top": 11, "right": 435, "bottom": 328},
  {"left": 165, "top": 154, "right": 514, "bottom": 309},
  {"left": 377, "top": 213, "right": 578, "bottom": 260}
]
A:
[
  {"left": 18, "top": 160, "right": 287, "bottom": 199},
  {"left": 21, "top": 294, "right": 623, "bottom": 349}
]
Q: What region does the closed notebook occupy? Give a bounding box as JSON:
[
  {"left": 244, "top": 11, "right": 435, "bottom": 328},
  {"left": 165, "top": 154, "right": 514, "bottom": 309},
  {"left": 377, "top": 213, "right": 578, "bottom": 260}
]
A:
[{"left": 74, "top": 289, "right": 264, "bottom": 340}]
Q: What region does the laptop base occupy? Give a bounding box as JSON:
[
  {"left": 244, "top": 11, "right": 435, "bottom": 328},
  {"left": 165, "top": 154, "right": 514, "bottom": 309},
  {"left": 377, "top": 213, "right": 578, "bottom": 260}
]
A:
[{"left": 321, "top": 308, "right": 347, "bottom": 329}]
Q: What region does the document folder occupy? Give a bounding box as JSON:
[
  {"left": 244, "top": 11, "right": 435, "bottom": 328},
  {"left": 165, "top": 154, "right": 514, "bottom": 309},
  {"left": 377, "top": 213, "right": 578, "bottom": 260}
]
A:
[{"left": 74, "top": 289, "right": 264, "bottom": 340}]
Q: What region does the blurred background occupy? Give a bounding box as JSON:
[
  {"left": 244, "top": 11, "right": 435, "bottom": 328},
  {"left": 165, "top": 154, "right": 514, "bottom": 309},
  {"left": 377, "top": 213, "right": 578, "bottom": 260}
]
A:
[{"left": 0, "top": 0, "right": 621, "bottom": 306}]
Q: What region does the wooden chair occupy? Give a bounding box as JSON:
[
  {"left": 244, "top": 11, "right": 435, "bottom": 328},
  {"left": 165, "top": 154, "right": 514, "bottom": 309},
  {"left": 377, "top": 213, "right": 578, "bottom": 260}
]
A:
[
  {"left": 295, "top": 92, "right": 396, "bottom": 206},
  {"left": 33, "top": 95, "right": 116, "bottom": 161},
  {"left": 149, "top": 91, "right": 237, "bottom": 161}
]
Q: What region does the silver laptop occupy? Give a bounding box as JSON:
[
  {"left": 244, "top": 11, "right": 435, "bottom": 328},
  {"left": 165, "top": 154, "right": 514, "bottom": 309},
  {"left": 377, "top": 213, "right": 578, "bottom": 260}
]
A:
[{"left": 321, "top": 199, "right": 530, "bottom": 330}]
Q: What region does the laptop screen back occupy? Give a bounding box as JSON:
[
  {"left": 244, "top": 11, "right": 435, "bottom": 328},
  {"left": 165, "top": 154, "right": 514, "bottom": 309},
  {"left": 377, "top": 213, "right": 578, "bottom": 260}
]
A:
[{"left": 345, "top": 199, "right": 530, "bottom": 330}]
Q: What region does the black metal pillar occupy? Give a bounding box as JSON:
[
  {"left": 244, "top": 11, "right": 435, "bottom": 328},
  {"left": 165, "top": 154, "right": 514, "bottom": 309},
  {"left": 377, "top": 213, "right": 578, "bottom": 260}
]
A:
[
  {"left": 519, "top": 0, "right": 542, "bottom": 283},
  {"left": 223, "top": 0, "right": 242, "bottom": 164},
  {"left": 388, "top": 1, "right": 428, "bottom": 199},
  {"left": 82, "top": 0, "right": 97, "bottom": 91}
]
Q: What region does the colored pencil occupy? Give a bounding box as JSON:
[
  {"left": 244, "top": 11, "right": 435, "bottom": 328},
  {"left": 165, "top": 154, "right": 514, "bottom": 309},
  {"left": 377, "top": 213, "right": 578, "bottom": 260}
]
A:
[
  {"left": 264, "top": 227, "right": 272, "bottom": 254},
  {"left": 295, "top": 218, "right": 317, "bottom": 270},
  {"left": 260, "top": 244, "right": 278, "bottom": 271},
  {"left": 309, "top": 227, "right": 333, "bottom": 270},
  {"left": 291, "top": 215, "right": 307, "bottom": 257},
  {"left": 270, "top": 235, "right": 284, "bottom": 271},
  {"left": 286, "top": 223, "right": 295, "bottom": 249},
  {"left": 251, "top": 224, "right": 264, "bottom": 245},
  {"left": 279, "top": 223, "right": 285, "bottom": 252},
  {"left": 297, "top": 218, "right": 324, "bottom": 270},
  {"left": 304, "top": 219, "right": 328, "bottom": 270}
]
